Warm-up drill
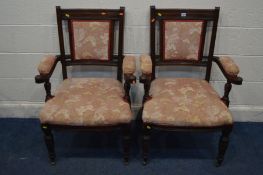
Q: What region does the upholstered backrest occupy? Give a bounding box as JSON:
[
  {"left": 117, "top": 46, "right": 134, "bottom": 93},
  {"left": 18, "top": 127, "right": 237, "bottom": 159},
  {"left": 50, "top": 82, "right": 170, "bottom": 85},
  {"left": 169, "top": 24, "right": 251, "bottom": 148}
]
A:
[
  {"left": 150, "top": 6, "right": 220, "bottom": 80},
  {"left": 56, "top": 7, "right": 125, "bottom": 81},
  {"left": 70, "top": 20, "right": 112, "bottom": 61},
  {"left": 163, "top": 20, "right": 204, "bottom": 61}
]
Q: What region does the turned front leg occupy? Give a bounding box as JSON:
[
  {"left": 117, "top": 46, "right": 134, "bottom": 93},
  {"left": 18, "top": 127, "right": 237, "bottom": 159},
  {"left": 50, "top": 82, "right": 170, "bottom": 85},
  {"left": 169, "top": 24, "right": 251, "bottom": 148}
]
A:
[
  {"left": 122, "top": 124, "right": 131, "bottom": 165},
  {"left": 142, "top": 124, "right": 151, "bottom": 165},
  {"left": 41, "top": 125, "right": 56, "bottom": 165},
  {"left": 216, "top": 126, "right": 233, "bottom": 167}
]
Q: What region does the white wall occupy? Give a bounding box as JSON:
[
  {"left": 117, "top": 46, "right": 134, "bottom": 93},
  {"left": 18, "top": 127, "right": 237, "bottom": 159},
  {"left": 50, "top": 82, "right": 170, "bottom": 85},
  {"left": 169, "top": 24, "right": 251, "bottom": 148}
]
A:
[{"left": 0, "top": 0, "right": 263, "bottom": 121}]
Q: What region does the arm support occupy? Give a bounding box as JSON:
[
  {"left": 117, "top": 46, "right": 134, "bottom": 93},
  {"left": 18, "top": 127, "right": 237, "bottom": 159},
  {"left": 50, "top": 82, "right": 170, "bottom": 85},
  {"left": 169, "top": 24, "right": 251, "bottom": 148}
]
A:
[
  {"left": 139, "top": 55, "right": 153, "bottom": 103},
  {"left": 213, "top": 56, "right": 243, "bottom": 106},
  {"left": 122, "top": 56, "right": 136, "bottom": 103},
  {"left": 35, "top": 55, "right": 59, "bottom": 83},
  {"left": 213, "top": 56, "right": 243, "bottom": 85},
  {"left": 35, "top": 55, "right": 60, "bottom": 102}
]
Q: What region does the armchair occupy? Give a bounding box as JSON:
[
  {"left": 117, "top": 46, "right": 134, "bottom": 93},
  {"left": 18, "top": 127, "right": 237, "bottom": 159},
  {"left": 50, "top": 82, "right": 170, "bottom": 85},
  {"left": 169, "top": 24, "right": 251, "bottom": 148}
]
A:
[
  {"left": 140, "top": 6, "right": 243, "bottom": 166},
  {"left": 35, "top": 6, "right": 136, "bottom": 165}
]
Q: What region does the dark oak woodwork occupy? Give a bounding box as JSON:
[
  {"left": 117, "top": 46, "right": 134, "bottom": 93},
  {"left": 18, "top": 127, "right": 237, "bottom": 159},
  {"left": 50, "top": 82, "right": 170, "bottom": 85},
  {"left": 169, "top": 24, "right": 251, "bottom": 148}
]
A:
[
  {"left": 205, "top": 7, "right": 219, "bottom": 82},
  {"left": 221, "top": 81, "right": 232, "bottom": 107},
  {"left": 44, "top": 81, "right": 54, "bottom": 102},
  {"left": 142, "top": 124, "right": 151, "bottom": 165},
  {"left": 139, "top": 74, "right": 152, "bottom": 103},
  {"left": 35, "top": 6, "right": 133, "bottom": 165},
  {"left": 123, "top": 74, "right": 136, "bottom": 103},
  {"left": 150, "top": 6, "right": 156, "bottom": 79},
  {"left": 41, "top": 124, "right": 56, "bottom": 165},
  {"left": 216, "top": 126, "right": 233, "bottom": 167},
  {"left": 117, "top": 7, "right": 125, "bottom": 82},
  {"left": 56, "top": 7, "right": 67, "bottom": 79},
  {"left": 123, "top": 80, "right": 131, "bottom": 103},
  {"left": 122, "top": 124, "right": 131, "bottom": 164},
  {"left": 140, "top": 6, "right": 243, "bottom": 166}
]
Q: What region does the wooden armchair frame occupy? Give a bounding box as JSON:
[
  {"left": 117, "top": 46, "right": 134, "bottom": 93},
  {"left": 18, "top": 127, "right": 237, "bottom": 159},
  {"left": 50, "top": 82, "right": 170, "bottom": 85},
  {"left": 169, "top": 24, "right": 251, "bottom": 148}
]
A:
[
  {"left": 140, "top": 6, "right": 243, "bottom": 166},
  {"left": 35, "top": 6, "right": 135, "bottom": 165}
]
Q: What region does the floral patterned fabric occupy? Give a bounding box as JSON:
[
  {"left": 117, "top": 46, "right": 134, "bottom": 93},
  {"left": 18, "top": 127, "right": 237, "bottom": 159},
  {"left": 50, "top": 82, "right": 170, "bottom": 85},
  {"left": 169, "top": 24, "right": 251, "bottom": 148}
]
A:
[
  {"left": 40, "top": 78, "right": 132, "bottom": 126},
  {"left": 71, "top": 20, "right": 111, "bottom": 60},
  {"left": 219, "top": 56, "right": 240, "bottom": 76},
  {"left": 163, "top": 20, "right": 204, "bottom": 61},
  {"left": 38, "top": 55, "right": 56, "bottom": 75},
  {"left": 140, "top": 55, "right": 152, "bottom": 74},
  {"left": 143, "top": 78, "right": 233, "bottom": 127},
  {"left": 123, "top": 56, "right": 136, "bottom": 74}
]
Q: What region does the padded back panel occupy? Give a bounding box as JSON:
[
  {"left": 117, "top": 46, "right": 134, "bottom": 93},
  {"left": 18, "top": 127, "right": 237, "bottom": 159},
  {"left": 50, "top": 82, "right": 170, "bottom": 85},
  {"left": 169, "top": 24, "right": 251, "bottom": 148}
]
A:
[
  {"left": 70, "top": 20, "right": 111, "bottom": 61},
  {"left": 163, "top": 20, "right": 204, "bottom": 61}
]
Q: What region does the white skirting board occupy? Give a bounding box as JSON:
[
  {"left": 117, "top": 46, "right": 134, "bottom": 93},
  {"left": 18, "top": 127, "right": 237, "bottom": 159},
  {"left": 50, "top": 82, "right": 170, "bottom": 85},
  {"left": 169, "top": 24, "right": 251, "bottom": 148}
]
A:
[{"left": 0, "top": 102, "right": 263, "bottom": 122}]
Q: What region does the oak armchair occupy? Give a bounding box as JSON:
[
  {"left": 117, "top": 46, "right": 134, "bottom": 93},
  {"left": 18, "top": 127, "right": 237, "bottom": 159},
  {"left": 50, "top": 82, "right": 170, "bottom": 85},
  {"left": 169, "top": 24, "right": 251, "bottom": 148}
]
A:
[
  {"left": 35, "top": 6, "right": 136, "bottom": 165},
  {"left": 140, "top": 6, "right": 243, "bottom": 166}
]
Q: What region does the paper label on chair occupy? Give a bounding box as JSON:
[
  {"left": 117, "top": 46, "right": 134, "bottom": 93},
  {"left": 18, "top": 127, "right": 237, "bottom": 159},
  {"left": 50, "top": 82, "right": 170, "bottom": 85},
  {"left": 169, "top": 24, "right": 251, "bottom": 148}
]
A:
[{"left": 181, "top": 13, "right": 187, "bottom": 17}]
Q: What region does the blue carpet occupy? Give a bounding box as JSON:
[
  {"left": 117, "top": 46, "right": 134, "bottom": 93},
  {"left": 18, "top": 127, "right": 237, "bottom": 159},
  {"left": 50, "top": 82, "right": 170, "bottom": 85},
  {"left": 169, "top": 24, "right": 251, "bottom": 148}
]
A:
[{"left": 0, "top": 118, "right": 263, "bottom": 175}]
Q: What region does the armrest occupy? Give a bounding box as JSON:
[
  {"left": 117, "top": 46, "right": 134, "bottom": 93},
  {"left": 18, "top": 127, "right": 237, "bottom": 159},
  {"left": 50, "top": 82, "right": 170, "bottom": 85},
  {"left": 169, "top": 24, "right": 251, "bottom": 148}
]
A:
[
  {"left": 213, "top": 56, "right": 243, "bottom": 106},
  {"left": 213, "top": 56, "right": 243, "bottom": 85},
  {"left": 140, "top": 54, "right": 152, "bottom": 75},
  {"left": 139, "top": 55, "right": 153, "bottom": 102},
  {"left": 35, "top": 55, "right": 59, "bottom": 102},
  {"left": 139, "top": 54, "right": 152, "bottom": 82},
  {"left": 122, "top": 56, "right": 136, "bottom": 103},
  {"left": 122, "top": 56, "right": 136, "bottom": 84},
  {"left": 35, "top": 55, "right": 59, "bottom": 84}
]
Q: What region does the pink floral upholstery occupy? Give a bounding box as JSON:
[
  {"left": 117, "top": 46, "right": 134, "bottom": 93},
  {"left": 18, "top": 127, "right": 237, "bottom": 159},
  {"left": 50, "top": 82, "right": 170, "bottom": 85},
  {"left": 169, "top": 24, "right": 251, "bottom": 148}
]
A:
[
  {"left": 219, "top": 56, "right": 240, "bottom": 77},
  {"left": 123, "top": 56, "right": 136, "bottom": 74},
  {"left": 40, "top": 78, "right": 132, "bottom": 126},
  {"left": 143, "top": 78, "right": 233, "bottom": 127},
  {"left": 71, "top": 20, "right": 111, "bottom": 60},
  {"left": 140, "top": 55, "right": 152, "bottom": 74},
  {"left": 163, "top": 20, "right": 204, "bottom": 61},
  {"left": 38, "top": 55, "right": 56, "bottom": 75}
]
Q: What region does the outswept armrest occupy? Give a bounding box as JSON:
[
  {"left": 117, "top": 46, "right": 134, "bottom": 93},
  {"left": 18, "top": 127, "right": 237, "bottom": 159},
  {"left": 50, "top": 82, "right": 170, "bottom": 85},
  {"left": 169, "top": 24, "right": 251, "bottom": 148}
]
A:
[
  {"left": 123, "top": 55, "right": 136, "bottom": 84},
  {"left": 140, "top": 55, "right": 152, "bottom": 75},
  {"left": 35, "top": 55, "right": 59, "bottom": 84},
  {"left": 139, "top": 55, "right": 153, "bottom": 102},
  {"left": 213, "top": 56, "right": 243, "bottom": 85},
  {"left": 213, "top": 56, "right": 243, "bottom": 106},
  {"left": 35, "top": 55, "right": 59, "bottom": 102},
  {"left": 122, "top": 56, "right": 136, "bottom": 103}
]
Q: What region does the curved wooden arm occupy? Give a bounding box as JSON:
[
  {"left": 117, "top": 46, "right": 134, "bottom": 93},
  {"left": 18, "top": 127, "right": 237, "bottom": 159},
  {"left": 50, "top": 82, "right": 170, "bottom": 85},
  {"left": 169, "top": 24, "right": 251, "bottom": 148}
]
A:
[
  {"left": 139, "top": 73, "right": 152, "bottom": 103},
  {"left": 35, "top": 55, "right": 60, "bottom": 102},
  {"left": 213, "top": 56, "right": 243, "bottom": 85},
  {"left": 213, "top": 56, "right": 243, "bottom": 107},
  {"left": 122, "top": 56, "right": 136, "bottom": 103},
  {"left": 139, "top": 55, "right": 153, "bottom": 103},
  {"left": 35, "top": 56, "right": 60, "bottom": 84}
]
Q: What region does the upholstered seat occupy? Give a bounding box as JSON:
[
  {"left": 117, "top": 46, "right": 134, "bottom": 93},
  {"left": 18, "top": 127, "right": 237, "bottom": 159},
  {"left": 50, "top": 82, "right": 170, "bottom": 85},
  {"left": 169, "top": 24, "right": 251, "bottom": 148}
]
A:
[
  {"left": 40, "top": 78, "right": 132, "bottom": 126},
  {"left": 143, "top": 78, "right": 232, "bottom": 127}
]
